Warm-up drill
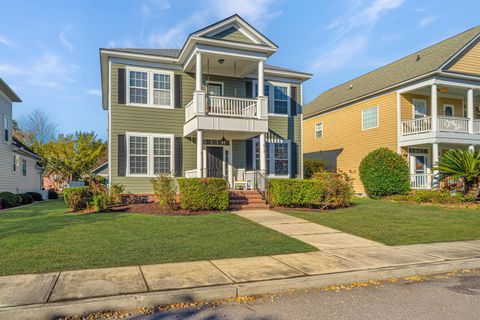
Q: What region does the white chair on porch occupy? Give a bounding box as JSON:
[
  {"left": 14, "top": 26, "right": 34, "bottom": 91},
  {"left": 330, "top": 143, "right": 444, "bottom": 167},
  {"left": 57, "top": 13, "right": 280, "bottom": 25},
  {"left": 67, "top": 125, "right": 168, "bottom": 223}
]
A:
[{"left": 233, "top": 169, "right": 251, "bottom": 190}]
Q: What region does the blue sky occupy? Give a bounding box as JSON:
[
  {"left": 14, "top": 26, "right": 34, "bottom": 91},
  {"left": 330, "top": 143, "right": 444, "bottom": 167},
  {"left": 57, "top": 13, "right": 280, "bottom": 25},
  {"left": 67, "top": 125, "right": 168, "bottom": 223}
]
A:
[{"left": 1, "top": 0, "right": 479, "bottom": 140}]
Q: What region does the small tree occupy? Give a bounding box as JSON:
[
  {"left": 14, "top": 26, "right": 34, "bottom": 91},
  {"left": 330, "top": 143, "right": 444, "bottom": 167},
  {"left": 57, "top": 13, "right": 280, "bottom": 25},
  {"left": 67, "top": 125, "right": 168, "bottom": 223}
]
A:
[
  {"left": 359, "top": 148, "right": 410, "bottom": 198},
  {"left": 303, "top": 159, "right": 327, "bottom": 179},
  {"left": 151, "top": 175, "right": 177, "bottom": 209},
  {"left": 18, "top": 109, "right": 57, "bottom": 151},
  {"left": 434, "top": 149, "right": 480, "bottom": 194}
]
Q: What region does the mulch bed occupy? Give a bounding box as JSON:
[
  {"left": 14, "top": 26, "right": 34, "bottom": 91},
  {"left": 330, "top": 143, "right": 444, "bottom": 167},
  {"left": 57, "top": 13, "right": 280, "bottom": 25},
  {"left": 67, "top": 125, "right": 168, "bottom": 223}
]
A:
[{"left": 109, "top": 203, "right": 223, "bottom": 216}]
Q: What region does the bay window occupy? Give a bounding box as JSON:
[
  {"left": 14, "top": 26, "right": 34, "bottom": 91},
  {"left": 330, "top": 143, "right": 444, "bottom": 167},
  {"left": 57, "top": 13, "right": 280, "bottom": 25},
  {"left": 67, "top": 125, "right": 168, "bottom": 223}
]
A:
[
  {"left": 253, "top": 139, "right": 290, "bottom": 177},
  {"left": 127, "top": 67, "right": 174, "bottom": 108},
  {"left": 126, "top": 133, "right": 174, "bottom": 177}
]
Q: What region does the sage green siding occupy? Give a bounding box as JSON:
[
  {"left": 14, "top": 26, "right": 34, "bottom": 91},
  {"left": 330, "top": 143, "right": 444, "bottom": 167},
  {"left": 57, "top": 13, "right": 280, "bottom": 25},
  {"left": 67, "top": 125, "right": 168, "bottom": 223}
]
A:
[
  {"left": 109, "top": 62, "right": 303, "bottom": 193},
  {"left": 210, "top": 27, "right": 255, "bottom": 44}
]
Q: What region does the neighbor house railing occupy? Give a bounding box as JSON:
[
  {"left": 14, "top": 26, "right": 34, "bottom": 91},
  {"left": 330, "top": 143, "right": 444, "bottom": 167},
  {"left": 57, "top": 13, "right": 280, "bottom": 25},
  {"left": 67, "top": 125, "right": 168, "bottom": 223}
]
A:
[
  {"left": 410, "top": 173, "right": 433, "bottom": 189},
  {"left": 207, "top": 95, "right": 257, "bottom": 118},
  {"left": 438, "top": 116, "right": 469, "bottom": 133},
  {"left": 474, "top": 120, "right": 480, "bottom": 134},
  {"left": 401, "top": 117, "right": 431, "bottom": 135}
]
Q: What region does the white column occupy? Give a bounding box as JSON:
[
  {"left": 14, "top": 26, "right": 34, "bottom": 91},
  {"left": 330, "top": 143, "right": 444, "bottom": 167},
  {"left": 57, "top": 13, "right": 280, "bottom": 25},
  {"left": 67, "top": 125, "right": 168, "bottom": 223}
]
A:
[
  {"left": 468, "top": 88, "right": 474, "bottom": 134},
  {"left": 197, "top": 130, "right": 203, "bottom": 177},
  {"left": 431, "top": 84, "right": 438, "bottom": 132},
  {"left": 259, "top": 133, "right": 266, "bottom": 174},
  {"left": 195, "top": 52, "right": 202, "bottom": 91},
  {"left": 432, "top": 143, "right": 439, "bottom": 189},
  {"left": 258, "top": 60, "right": 264, "bottom": 96}
]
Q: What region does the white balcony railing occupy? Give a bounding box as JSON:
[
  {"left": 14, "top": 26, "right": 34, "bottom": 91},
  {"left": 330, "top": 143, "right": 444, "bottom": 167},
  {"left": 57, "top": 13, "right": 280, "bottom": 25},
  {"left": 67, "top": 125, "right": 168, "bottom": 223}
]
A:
[
  {"left": 474, "top": 120, "right": 480, "bottom": 134},
  {"left": 401, "top": 117, "right": 431, "bottom": 135},
  {"left": 185, "top": 100, "right": 195, "bottom": 122},
  {"left": 207, "top": 95, "right": 257, "bottom": 118},
  {"left": 410, "top": 173, "right": 433, "bottom": 189},
  {"left": 438, "top": 116, "right": 469, "bottom": 133}
]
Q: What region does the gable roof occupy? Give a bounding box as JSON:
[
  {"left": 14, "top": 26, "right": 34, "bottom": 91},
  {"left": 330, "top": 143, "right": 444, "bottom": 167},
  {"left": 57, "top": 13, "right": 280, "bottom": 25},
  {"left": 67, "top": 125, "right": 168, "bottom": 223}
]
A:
[
  {"left": 12, "top": 136, "right": 41, "bottom": 160},
  {"left": 0, "top": 78, "right": 21, "bottom": 102},
  {"left": 305, "top": 25, "right": 480, "bottom": 118}
]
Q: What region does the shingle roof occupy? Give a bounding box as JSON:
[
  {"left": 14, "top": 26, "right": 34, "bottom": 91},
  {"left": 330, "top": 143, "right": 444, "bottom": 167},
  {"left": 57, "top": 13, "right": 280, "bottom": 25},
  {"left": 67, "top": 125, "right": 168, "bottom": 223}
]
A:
[
  {"left": 12, "top": 137, "right": 40, "bottom": 159},
  {"left": 103, "top": 48, "right": 310, "bottom": 75},
  {"left": 0, "top": 78, "right": 21, "bottom": 102},
  {"left": 304, "top": 25, "right": 480, "bottom": 118}
]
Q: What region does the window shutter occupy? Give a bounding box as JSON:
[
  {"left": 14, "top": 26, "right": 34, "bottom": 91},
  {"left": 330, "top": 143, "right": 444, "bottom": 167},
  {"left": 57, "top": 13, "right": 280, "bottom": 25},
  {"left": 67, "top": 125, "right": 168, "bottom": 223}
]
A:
[
  {"left": 290, "top": 86, "right": 297, "bottom": 116},
  {"left": 174, "top": 74, "right": 182, "bottom": 108},
  {"left": 245, "top": 81, "right": 253, "bottom": 98},
  {"left": 245, "top": 139, "right": 253, "bottom": 170},
  {"left": 118, "top": 69, "right": 126, "bottom": 104},
  {"left": 117, "top": 134, "right": 126, "bottom": 176},
  {"left": 174, "top": 137, "right": 183, "bottom": 176},
  {"left": 291, "top": 142, "right": 298, "bottom": 177}
]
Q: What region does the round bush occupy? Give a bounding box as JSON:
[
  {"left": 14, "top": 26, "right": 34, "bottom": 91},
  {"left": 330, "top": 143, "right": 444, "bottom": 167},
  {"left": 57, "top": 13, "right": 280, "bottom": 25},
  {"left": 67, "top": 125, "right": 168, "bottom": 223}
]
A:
[
  {"left": 19, "top": 193, "right": 34, "bottom": 205},
  {"left": 26, "top": 192, "right": 43, "bottom": 201},
  {"left": 48, "top": 188, "right": 59, "bottom": 200},
  {"left": 0, "top": 192, "right": 19, "bottom": 208},
  {"left": 359, "top": 147, "right": 410, "bottom": 197}
]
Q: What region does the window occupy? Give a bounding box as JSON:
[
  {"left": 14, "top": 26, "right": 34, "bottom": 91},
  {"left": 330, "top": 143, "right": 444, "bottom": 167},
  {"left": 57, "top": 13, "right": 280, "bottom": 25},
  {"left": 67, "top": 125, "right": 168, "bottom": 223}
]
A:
[
  {"left": 362, "top": 106, "right": 379, "bottom": 130},
  {"left": 127, "top": 68, "right": 174, "bottom": 108},
  {"left": 153, "top": 73, "right": 171, "bottom": 106},
  {"left": 412, "top": 99, "right": 427, "bottom": 119},
  {"left": 273, "top": 86, "right": 288, "bottom": 115},
  {"left": 22, "top": 159, "right": 27, "bottom": 176},
  {"left": 12, "top": 155, "right": 17, "bottom": 173},
  {"left": 153, "top": 137, "right": 171, "bottom": 174},
  {"left": 253, "top": 139, "right": 290, "bottom": 177},
  {"left": 444, "top": 104, "right": 454, "bottom": 117},
  {"left": 315, "top": 122, "right": 323, "bottom": 139},
  {"left": 254, "top": 84, "right": 270, "bottom": 98},
  {"left": 127, "top": 133, "right": 174, "bottom": 176},
  {"left": 4, "top": 116, "right": 9, "bottom": 142},
  {"left": 129, "top": 71, "right": 148, "bottom": 104}
]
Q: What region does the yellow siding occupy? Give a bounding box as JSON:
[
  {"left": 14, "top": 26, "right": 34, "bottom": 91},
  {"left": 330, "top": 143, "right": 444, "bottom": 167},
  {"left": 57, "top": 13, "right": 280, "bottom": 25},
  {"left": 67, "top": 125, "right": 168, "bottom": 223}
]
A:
[
  {"left": 303, "top": 92, "right": 398, "bottom": 193},
  {"left": 448, "top": 39, "right": 480, "bottom": 75},
  {"left": 400, "top": 93, "right": 463, "bottom": 121}
]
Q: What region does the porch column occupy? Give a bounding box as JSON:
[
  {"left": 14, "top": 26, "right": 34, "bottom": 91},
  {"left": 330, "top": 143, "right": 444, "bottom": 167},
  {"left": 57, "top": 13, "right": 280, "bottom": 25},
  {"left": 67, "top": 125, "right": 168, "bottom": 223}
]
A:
[
  {"left": 431, "top": 84, "right": 438, "bottom": 132},
  {"left": 197, "top": 130, "right": 203, "bottom": 177},
  {"left": 468, "top": 88, "right": 474, "bottom": 134},
  {"left": 195, "top": 52, "right": 202, "bottom": 91},
  {"left": 432, "top": 142, "right": 439, "bottom": 189},
  {"left": 259, "top": 133, "right": 267, "bottom": 174},
  {"left": 258, "top": 60, "right": 264, "bottom": 96}
]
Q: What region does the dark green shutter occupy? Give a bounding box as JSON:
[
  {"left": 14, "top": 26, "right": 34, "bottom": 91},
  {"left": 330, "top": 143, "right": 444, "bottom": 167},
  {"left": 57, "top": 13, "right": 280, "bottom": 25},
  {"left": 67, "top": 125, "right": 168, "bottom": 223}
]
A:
[
  {"left": 174, "top": 137, "right": 183, "bottom": 176},
  {"left": 118, "top": 134, "right": 126, "bottom": 176},
  {"left": 118, "top": 69, "right": 126, "bottom": 104},
  {"left": 290, "top": 86, "right": 297, "bottom": 116},
  {"left": 174, "top": 74, "right": 182, "bottom": 108}
]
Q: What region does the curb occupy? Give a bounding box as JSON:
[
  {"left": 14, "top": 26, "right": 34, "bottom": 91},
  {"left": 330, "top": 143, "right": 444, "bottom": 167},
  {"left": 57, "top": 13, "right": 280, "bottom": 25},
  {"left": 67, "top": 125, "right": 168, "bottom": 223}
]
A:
[{"left": 2, "top": 257, "right": 480, "bottom": 320}]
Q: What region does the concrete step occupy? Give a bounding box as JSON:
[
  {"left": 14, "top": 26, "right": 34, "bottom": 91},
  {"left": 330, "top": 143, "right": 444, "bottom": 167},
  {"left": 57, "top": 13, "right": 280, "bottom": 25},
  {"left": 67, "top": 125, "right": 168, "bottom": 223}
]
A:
[
  {"left": 230, "top": 204, "right": 269, "bottom": 210},
  {"left": 229, "top": 199, "right": 266, "bottom": 205}
]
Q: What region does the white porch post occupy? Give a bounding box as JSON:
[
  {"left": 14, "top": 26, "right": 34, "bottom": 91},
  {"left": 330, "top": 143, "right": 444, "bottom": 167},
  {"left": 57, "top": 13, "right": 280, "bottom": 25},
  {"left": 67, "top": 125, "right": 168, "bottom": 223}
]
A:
[
  {"left": 258, "top": 60, "right": 264, "bottom": 96},
  {"left": 197, "top": 130, "right": 203, "bottom": 177},
  {"left": 431, "top": 84, "right": 438, "bottom": 132},
  {"left": 259, "top": 133, "right": 266, "bottom": 174},
  {"left": 468, "top": 88, "right": 474, "bottom": 134},
  {"left": 432, "top": 142, "right": 439, "bottom": 189},
  {"left": 256, "top": 60, "right": 268, "bottom": 119},
  {"left": 195, "top": 52, "right": 202, "bottom": 91}
]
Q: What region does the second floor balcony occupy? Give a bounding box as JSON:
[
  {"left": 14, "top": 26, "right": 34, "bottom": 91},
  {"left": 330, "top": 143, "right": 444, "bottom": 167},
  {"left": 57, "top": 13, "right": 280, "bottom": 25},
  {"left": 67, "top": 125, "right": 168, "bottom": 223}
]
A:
[{"left": 401, "top": 116, "right": 480, "bottom": 135}]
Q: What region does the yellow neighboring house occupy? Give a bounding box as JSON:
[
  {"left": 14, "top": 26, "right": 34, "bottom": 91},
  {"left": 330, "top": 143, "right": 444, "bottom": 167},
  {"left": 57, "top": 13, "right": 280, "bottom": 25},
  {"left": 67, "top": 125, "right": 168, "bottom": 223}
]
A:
[{"left": 304, "top": 26, "right": 480, "bottom": 194}]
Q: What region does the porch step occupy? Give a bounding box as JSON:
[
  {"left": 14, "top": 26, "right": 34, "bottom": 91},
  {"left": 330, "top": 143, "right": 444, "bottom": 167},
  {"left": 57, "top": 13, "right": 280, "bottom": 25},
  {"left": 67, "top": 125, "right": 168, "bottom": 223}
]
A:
[{"left": 228, "top": 190, "right": 268, "bottom": 210}]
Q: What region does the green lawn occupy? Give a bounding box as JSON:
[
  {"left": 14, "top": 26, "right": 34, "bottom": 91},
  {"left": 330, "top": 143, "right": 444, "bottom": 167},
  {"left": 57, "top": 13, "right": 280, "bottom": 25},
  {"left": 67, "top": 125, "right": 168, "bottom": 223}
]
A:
[
  {"left": 285, "top": 199, "right": 480, "bottom": 246},
  {"left": 0, "top": 200, "right": 314, "bottom": 276}
]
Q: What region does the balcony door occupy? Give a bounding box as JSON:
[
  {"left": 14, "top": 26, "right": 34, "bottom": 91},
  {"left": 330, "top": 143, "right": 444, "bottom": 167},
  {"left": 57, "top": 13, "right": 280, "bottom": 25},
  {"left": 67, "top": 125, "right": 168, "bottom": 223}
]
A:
[
  {"left": 412, "top": 99, "right": 427, "bottom": 118},
  {"left": 207, "top": 82, "right": 224, "bottom": 96}
]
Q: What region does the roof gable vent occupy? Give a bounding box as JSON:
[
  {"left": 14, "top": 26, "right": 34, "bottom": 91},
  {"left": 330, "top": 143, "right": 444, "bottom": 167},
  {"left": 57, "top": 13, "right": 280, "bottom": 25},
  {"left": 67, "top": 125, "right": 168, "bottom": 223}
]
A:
[{"left": 416, "top": 54, "right": 421, "bottom": 62}]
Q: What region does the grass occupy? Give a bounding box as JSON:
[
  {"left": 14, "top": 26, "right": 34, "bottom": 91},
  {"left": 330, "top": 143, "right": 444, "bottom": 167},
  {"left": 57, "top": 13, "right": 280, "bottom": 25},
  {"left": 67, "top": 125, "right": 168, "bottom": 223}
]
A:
[
  {"left": 0, "top": 200, "right": 314, "bottom": 276},
  {"left": 284, "top": 198, "right": 480, "bottom": 246}
]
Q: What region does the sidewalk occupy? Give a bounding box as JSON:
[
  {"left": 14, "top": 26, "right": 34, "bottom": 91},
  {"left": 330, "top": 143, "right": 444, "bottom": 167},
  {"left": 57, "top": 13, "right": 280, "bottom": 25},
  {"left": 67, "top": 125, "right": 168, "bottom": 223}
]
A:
[{"left": 2, "top": 210, "right": 480, "bottom": 319}]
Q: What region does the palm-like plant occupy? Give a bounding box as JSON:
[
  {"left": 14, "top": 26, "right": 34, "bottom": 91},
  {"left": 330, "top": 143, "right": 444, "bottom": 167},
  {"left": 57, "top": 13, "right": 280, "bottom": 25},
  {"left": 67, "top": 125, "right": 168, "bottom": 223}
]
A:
[{"left": 434, "top": 149, "right": 480, "bottom": 194}]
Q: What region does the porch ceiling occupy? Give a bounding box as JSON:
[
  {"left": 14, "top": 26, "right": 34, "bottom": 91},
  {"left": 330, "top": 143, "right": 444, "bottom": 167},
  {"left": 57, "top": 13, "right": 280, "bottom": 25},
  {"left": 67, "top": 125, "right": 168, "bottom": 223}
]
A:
[
  {"left": 185, "top": 52, "right": 259, "bottom": 78},
  {"left": 407, "top": 86, "right": 480, "bottom": 104}
]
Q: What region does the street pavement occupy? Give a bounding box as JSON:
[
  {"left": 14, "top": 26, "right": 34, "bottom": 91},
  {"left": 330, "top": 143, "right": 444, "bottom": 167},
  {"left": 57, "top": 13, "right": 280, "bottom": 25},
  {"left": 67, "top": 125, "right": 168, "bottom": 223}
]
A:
[{"left": 131, "top": 270, "right": 480, "bottom": 320}]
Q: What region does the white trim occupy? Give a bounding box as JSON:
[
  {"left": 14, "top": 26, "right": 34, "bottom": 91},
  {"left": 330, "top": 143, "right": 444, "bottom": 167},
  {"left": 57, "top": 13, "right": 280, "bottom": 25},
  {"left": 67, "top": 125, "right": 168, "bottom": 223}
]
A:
[
  {"left": 396, "top": 91, "right": 401, "bottom": 153},
  {"left": 252, "top": 80, "right": 291, "bottom": 116},
  {"left": 203, "top": 144, "right": 228, "bottom": 178},
  {"left": 206, "top": 81, "right": 224, "bottom": 96},
  {"left": 108, "top": 59, "right": 112, "bottom": 185},
  {"left": 125, "top": 66, "right": 175, "bottom": 109},
  {"left": 300, "top": 83, "right": 304, "bottom": 179},
  {"left": 443, "top": 104, "right": 454, "bottom": 116},
  {"left": 315, "top": 122, "right": 323, "bottom": 139},
  {"left": 125, "top": 132, "right": 175, "bottom": 178},
  {"left": 252, "top": 138, "right": 292, "bottom": 178},
  {"left": 439, "top": 32, "right": 480, "bottom": 70},
  {"left": 361, "top": 106, "right": 379, "bottom": 131}
]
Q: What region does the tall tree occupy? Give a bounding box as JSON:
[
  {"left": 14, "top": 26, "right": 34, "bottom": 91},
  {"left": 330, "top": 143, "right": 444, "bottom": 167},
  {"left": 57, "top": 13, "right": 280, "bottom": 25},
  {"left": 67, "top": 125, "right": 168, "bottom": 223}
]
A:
[
  {"left": 40, "top": 132, "right": 106, "bottom": 188},
  {"left": 19, "top": 109, "right": 57, "bottom": 150}
]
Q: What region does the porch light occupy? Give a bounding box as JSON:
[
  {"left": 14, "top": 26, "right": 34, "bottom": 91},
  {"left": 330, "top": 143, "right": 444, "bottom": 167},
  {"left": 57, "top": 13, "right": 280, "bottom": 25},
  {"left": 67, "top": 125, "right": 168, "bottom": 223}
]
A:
[
  {"left": 438, "top": 87, "right": 448, "bottom": 93},
  {"left": 218, "top": 59, "right": 225, "bottom": 64},
  {"left": 220, "top": 132, "right": 227, "bottom": 145}
]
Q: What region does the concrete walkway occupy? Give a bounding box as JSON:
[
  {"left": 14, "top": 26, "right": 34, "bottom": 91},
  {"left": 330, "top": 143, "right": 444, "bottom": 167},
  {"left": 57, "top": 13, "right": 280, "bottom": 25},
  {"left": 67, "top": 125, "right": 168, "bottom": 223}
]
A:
[{"left": 3, "top": 210, "right": 480, "bottom": 319}]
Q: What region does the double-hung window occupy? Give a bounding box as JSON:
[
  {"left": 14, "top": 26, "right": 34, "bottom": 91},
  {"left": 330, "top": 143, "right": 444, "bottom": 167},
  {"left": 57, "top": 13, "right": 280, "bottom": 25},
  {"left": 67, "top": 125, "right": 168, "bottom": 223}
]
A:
[
  {"left": 12, "top": 155, "right": 17, "bottom": 173},
  {"left": 273, "top": 86, "right": 288, "bottom": 115},
  {"left": 22, "top": 159, "right": 27, "bottom": 176},
  {"left": 253, "top": 139, "right": 290, "bottom": 177},
  {"left": 315, "top": 122, "right": 323, "bottom": 139},
  {"left": 274, "top": 143, "right": 289, "bottom": 175},
  {"left": 127, "top": 67, "right": 174, "bottom": 108},
  {"left": 362, "top": 106, "right": 379, "bottom": 130},
  {"left": 4, "top": 116, "right": 9, "bottom": 142},
  {"left": 127, "top": 133, "right": 174, "bottom": 176}
]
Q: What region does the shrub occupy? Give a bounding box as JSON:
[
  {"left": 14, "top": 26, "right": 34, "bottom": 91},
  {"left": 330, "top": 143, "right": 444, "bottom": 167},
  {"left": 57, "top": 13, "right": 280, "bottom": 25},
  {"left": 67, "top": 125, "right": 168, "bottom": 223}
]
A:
[
  {"left": 177, "top": 178, "right": 229, "bottom": 211},
  {"left": 151, "top": 175, "right": 177, "bottom": 209},
  {"left": 18, "top": 193, "right": 34, "bottom": 205},
  {"left": 359, "top": 148, "right": 410, "bottom": 198},
  {"left": 26, "top": 192, "right": 43, "bottom": 201},
  {"left": 63, "top": 187, "right": 91, "bottom": 211},
  {"left": 0, "top": 192, "right": 19, "bottom": 208},
  {"left": 303, "top": 159, "right": 327, "bottom": 179},
  {"left": 16, "top": 194, "right": 22, "bottom": 205},
  {"left": 92, "top": 193, "right": 110, "bottom": 212},
  {"left": 48, "top": 188, "right": 59, "bottom": 200},
  {"left": 388, "top": 189, "right": 476, "bottom": 205},
  {"left": 313, "top": 171, "right": 354, "bottom": 207},
  {"left": 109, "top": 183, "right": 125, "bottom": 205}
]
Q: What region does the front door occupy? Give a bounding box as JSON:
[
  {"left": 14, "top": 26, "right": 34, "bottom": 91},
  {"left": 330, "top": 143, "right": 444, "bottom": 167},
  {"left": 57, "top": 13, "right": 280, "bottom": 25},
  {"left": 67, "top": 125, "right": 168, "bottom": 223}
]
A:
[
  {"left": 207, "top": 83, "right": 223, "bottom": 96},
  {"left": 206, "top": 147, "right": 224, "bottom": 178}
]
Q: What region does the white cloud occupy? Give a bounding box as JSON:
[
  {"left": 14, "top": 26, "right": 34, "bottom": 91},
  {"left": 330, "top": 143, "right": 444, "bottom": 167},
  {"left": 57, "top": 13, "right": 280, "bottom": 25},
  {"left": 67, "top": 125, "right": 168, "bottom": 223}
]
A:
[
  {"left": 59, "top": 25, "right": 74, "bottom": 51},
  {"left": 207, "top": 0, "right": 281, "bottom": 26},
  {"left": 149, "top": 23, "right": 186, "bottom": 47},
  {"left": 141, "top": 0, "right": 171, "bottom": 15},
  {"left": 86, "top": 89, "right": 102, "bottom": 96},
  {"left": 419, "top": 16, "right": 437, "bottom": 28},
  {"left": 311, "top": 36, "right": 368, "bottom": 73},
  {"left": 329, "top": 0, "right": 405, "bottom": 35},
  {"left": 0, "top": 34, "right": 11, "bottom": 47}
]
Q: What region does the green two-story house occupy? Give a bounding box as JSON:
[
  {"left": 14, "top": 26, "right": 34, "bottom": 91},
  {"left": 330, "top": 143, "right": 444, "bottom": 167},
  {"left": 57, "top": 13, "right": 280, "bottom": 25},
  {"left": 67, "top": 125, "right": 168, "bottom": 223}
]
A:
[{"left": 99, "top": 15, "right": 311, "bottom": 193}]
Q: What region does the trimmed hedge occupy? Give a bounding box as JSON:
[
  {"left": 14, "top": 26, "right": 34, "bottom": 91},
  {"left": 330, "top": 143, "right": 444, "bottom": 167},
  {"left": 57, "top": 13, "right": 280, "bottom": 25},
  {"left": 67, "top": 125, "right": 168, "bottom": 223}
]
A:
[
  {"left": 18, "top": 193, "right": 34, "bottom": 205},
  {"left": 0, "top": 192, "right": 19, "bottom": 208},
  {"left": 177, "top": 178, "right": 229, "bottom": 211},
  {"left": 48, "top": 188, "right": 59, "bottom": 200},
  {"left": 359, "top": 148, "right": 410, "bottom": 198},
  {"left": 26, "top": 192, "right": 43, "bottom": 201},
  {"left": 63, "top": 187, "right": 91, "bottom": 211}
]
